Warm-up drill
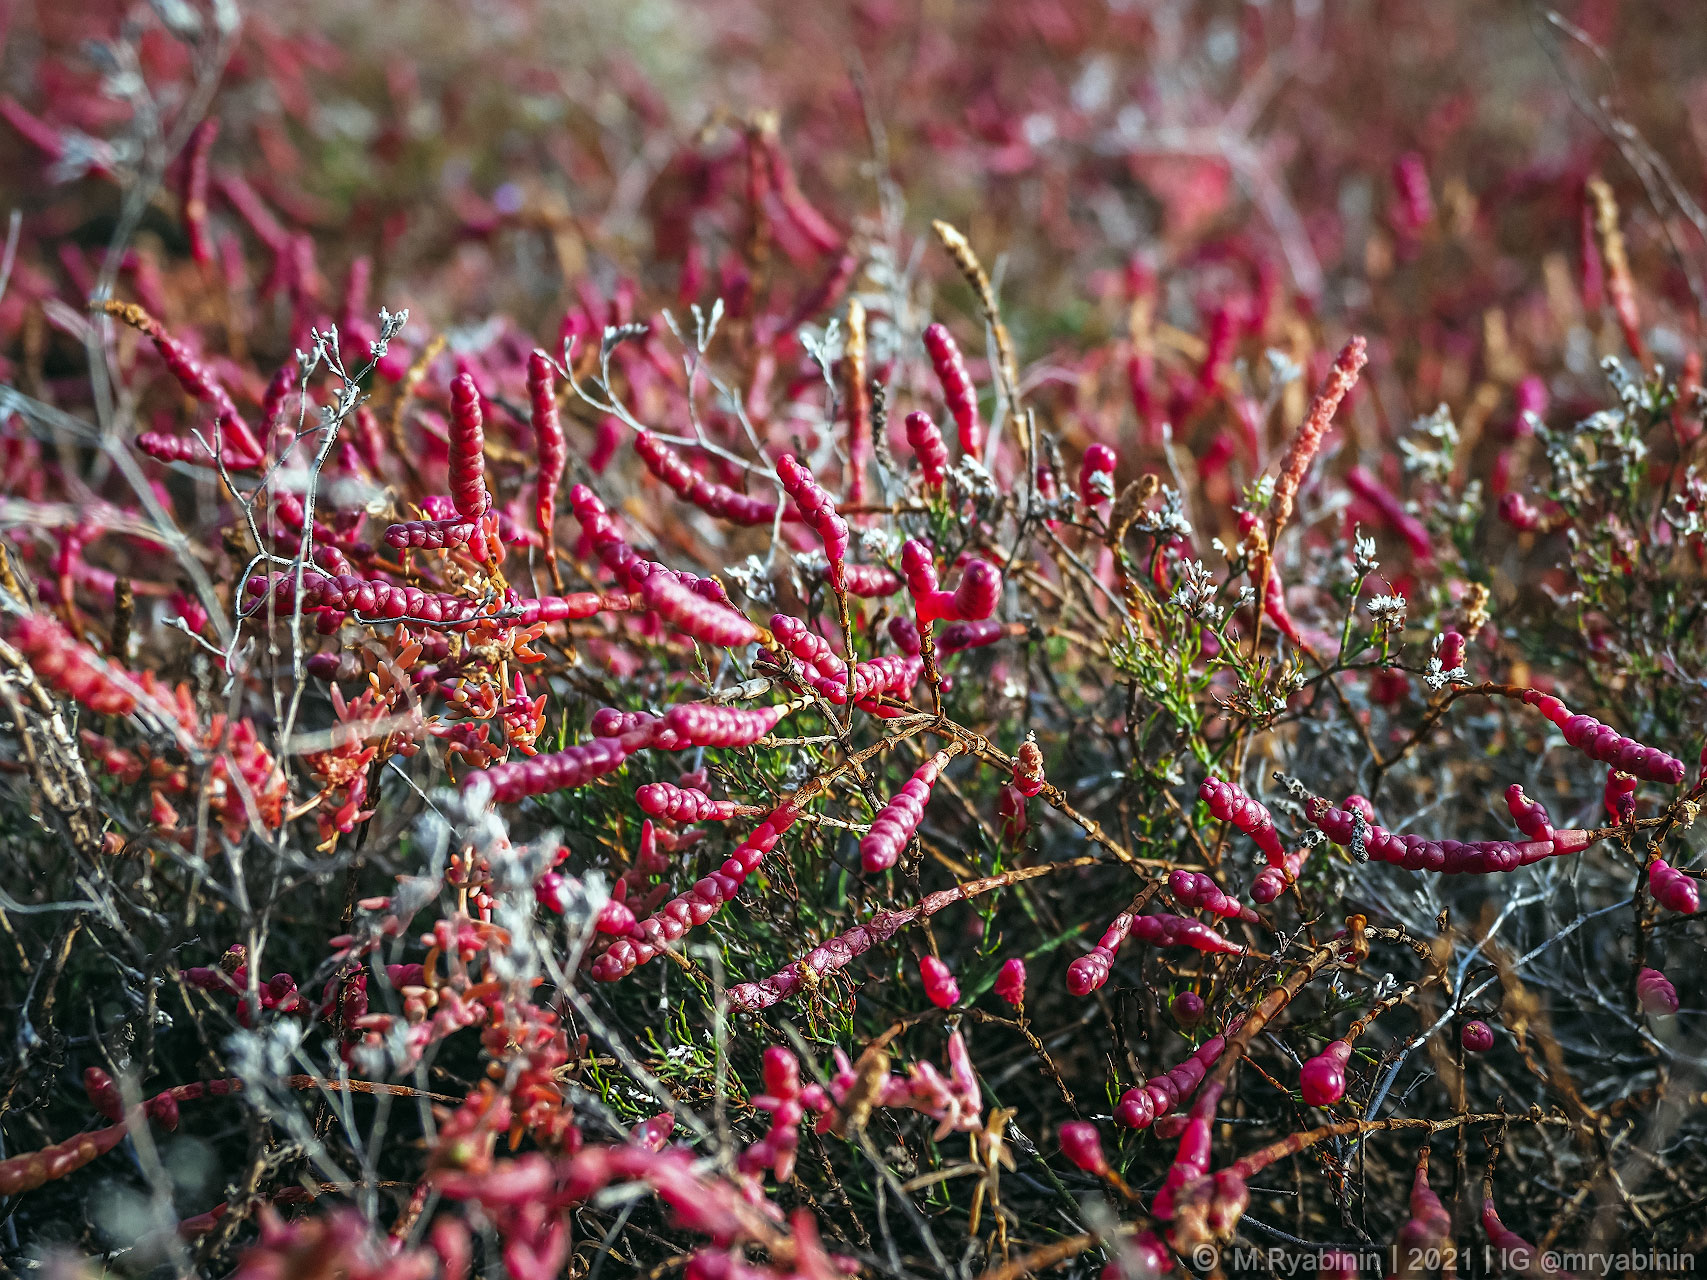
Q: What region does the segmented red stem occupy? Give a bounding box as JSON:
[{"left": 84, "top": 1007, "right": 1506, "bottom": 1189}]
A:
[
  {"left": 905, "top": 410, "right": 948, "bottom": 487},
  {"left": 635, "top": 431, "right": 780, "bottom": 526},
  {"left": 861, "top": 750, "right": 953, "bottom": 872},
  {"left": 447, "top": 372, "right": 491, "bottom": 520},
  {"left": 591, "top": 805, "right": 800, "bottom": 981},
  {"left": 923, "top": 323, "right": 983, "bottom": 458},
  {"left": 529, "top": 351, "right": 566, "bottom": 544}
]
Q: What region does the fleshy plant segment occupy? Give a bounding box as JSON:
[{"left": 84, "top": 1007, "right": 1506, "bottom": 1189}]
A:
[{"left": 2, "top": 2, "right": 1706, "bottom": 1277}]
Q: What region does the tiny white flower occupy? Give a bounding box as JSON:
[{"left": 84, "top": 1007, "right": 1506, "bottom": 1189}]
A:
[
  {"left": 1366, "top": 593, "right": 1407, "bottom": 630},
  {"left": 1168, "top": 559, "right": 1223, "bottom": 623},
  {"left": 1352, "top": 530, "right": 1379, "bottom": 576},
  {"left": 1422, "top": 658, "right": 1470, "bottom": 692},
  {"left": 859, "top": 525, "right": 900, "bottom": 559}
]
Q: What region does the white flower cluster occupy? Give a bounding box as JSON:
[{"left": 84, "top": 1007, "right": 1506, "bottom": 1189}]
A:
[
  {"left": 1352, "top": 529, "right": 1380, "bottom": 577},
  {"left": 1133, "top": 485, "right": 1193, "bottom": 539},
  {"left": 1662, "top": 469, "right": 1707, "bottom": 539},
  {"left": 1244, "top": 474, "right": 1277, "bottom": 511},
  {"left": 1399, "top": 403, "right": 1458, "bottom": 483},
  {"left": 950, "top": 454, "right": 1000, "bottom": 501},
  {"left": 1266, "top": 348, "right": 1304, "bottom": 389},
  {"left": 1366, "top": 593, "right": 1407, "bottom": 630},
  {"left": 724, "top": 554, "right": 775, "bottom": 604},
  {"left": 1423, "top": 632, "right": 1471, "bottom": 691},
  {"left": 1169, "top": 559, "right": 1223, "bottom": 623},
  {"left": 858, "top": 525, "right": 902, "bottom": 560}
]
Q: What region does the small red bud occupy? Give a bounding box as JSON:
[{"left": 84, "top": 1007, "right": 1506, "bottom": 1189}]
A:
[
  {"left": 1171, "top": 991, "right": 1206, "bottom": 1027},
  {"left": 919, "top": 955, "right": 959, "bottom": 1009},
  {"left": 923, "top": 323, "right": 982, "bottom": 458},
  {"left": 1650, "top": 858, "right": 1699, "bottom": 914},
  {"left": 1300, "top": 1041, "right": 1352, "bottom": 1105},
  {"left": 905, "top": 410, "right": 949, "bottom": 488},
  {"left": 1435, "top": 629, "right": 1465, "bottom": 672},
  {"left": 1078, "top": 444, "right": 1116, "bottom": 504},
  {"left": 1636, "top": 968, "right": 1678, "bottom": 1016},
  {"left": 997, "top": 783, "right": 1028, "bottom": 843},
  {"left": 1012, "top": 740, "right": 1045, "bottom": 797},
  {"left": 1058, "top": 1121, "right": 1109, "bottom": 1175},
  {"left": 994, "top": 957, "right": 1027, "bottom": 1008}
]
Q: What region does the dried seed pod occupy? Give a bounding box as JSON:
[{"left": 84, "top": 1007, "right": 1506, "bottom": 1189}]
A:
[
  {"left": 1587, "top": 175, "right": 1647, "bottom": 362},
  {"left": 843, "top": 298, "right": 871, "bottom": 505},
  {"left": 101, "top": 301, "right": 240, "bottom": 422},
  {"left": 1271, "top": 335, "right": 1366, "bottom": 534}
]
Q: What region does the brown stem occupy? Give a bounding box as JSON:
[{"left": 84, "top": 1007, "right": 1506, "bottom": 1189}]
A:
[{"left": 918, "top": 618, "right": 943, "bottom": 715}]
